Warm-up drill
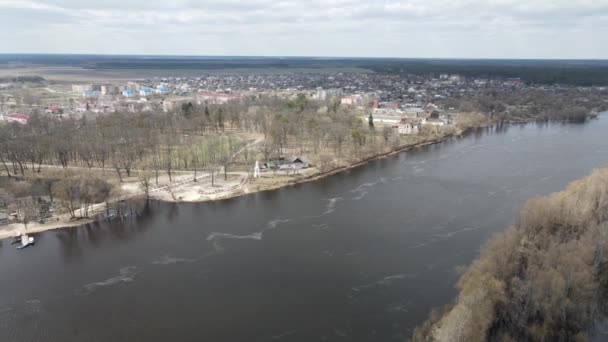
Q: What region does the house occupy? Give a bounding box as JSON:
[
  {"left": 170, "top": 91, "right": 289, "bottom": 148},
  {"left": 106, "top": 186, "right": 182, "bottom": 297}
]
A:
[
  {"left": 45, "top": 105, "right": 63, "bottom": 114},
  {"left": 279, "top": 157, "right": 310, "bottom": 170},
  {"left": 101, "top": 85, "right": 121, "bottom": 95},
  {"left": 72, "top": 84, "right": 93, "bottom": 93},
  {"left": 5, "top": 113, "right": 30, "bottom": 125},
  {"left": 155, "top": 86, "right": 170, "bottom": 94},
  {"left": 139, "top": 87, "right": 154, "bottom": 97},
  {"left": 397, "top": 117, "right": 422, "bottom": 135},
  {"left": 341, "top": 95, "right": 359, "bottom": 106},
  {"left": 122, "top": 89, "right": 136, "bottom": 98}
]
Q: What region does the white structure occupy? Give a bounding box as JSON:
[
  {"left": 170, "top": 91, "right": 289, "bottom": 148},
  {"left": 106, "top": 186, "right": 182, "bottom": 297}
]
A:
[
  {"left": 425, "top": 118, "right": 447, "bottom": 126},
  {"left": 316, "top": 88, "right": 342, "bottom": 101},
  {"left": 340, "top": 95, "right": 360, "bottom": 106},
  {"left": 72, "top": 84, "right": 93, "bottom": 93},
  {"left": 4, "top": 113, "right": 30, "bottom": 125},
  {"left": 254, "top": 161, "right": 261, "bottom": 178},
  {"left": 398, "top": 117, "right": 423, "bottom": 135}
]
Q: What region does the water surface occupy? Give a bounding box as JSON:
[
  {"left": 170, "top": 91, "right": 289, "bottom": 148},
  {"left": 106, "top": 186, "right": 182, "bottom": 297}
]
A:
[{"left": 1, "top": 118, "right": 607, "bottom": 341}]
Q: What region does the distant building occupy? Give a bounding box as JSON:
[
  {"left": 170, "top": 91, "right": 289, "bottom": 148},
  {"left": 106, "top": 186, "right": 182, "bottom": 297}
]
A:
[
  {"left": 72, "top": 84, "right": 93, "bottom": 93},
  {"left": 316, "top": 88, "right": 342, "bottom": 101},
  {"left": 5, "top": 113, "right": 30, "bottom": 125},
  {"left": 398, "top": 117, "right": 423, "bottom": 135},
  {"left": 101, "top": 85, "right": 121, "bottom": 95},
  {"left": 155, "top": 86, "right": 170, "bottom": 94},
  {"left": 198, "top": 92, "right": 242, "bottom": 104},
  {"left": 139, "top": 87, "right": 154, "bottom": 97},
  {"left": 340, "top": 95, "right": 359, "bottom": 106},
  {"left": 45, "top": 105, "right": 63, "bottom": 114},
  {"left": 122, "top": 89, "right": 136, "bottom": 98},
  {"left": 372, "top": 98, "right": 380, "bottom": 109},
  {"left": 425, "top": 118, "right": 447, "bottom": 126},
  {"left": 448, "top": 75, "right": 463, "bottom": 83},
  {"left": 126, "top": 82, "right": 141, "bottom": 91}
]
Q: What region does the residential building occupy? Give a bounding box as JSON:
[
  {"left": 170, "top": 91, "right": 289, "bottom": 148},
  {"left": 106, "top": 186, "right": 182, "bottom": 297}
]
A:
[
  {"left": 72, "top": 84, "right": 93, "bottom": 93},
  {"left": 101, "top": 85, "right": 121, "bottom": 95},
  {"left": 45, "top": 105, "right": 63, "bottom": 114},
  {"left": 139, "top": 87, "right": 154, "bottom": 97},
  {"left": 316, "top": 88, "right": 342, "bottom": 101},
  {"left": 155, "top": 86, "right": 170, "bottom": 94},
  {"left": 397, "top": 117, "right": 423, "bottom": 135},
  {"left": 5, "top": 113, "right": 30, "bottom": 125},
  {"left": 341, "top": 95, "right": 359, "bottom": 106}
]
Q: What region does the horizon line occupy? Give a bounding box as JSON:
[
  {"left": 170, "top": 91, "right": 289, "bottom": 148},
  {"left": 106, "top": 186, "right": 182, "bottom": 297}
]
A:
[{"left": 0, "top": 52, "right": 607, "bottom": 61}]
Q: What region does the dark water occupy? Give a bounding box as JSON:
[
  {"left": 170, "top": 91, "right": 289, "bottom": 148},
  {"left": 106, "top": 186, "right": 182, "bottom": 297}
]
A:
[{"left": 1, "top": 118, "right": 608, "bottom": 342}]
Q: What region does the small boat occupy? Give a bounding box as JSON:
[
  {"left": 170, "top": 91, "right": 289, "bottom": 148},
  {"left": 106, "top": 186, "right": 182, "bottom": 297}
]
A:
[{"left": 16, "top": 235, "right": 35, "bottom": 250}]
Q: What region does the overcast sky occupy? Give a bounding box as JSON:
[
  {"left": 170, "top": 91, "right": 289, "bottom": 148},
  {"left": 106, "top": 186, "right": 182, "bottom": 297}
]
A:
[{"left": 0, "top": 0, "right": 607, "bottom": 59}]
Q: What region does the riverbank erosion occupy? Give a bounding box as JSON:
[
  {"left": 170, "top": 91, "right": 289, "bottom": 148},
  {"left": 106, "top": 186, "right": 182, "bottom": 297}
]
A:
[{"left": 412, "top": 167, "right": 608, "bottom": 342}]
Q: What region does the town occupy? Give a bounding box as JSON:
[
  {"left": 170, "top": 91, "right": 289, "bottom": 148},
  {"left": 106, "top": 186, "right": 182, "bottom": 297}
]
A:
[
  {"left": 0, "top": 67, "right": 605, "bottom": 241},
  {"left": 3, "top": 70, "right": 601, "bottom": 129}
]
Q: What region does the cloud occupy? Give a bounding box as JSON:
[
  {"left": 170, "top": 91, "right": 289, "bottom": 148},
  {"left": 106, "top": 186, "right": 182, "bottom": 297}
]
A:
[{"left": 0, "top": 0, "right": 607, "bottom": 58}]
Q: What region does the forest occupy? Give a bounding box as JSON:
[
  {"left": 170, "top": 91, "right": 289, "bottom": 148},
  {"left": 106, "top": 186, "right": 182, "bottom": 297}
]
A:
[
  {"left": 439, "top": 88, "right": 607, "bottom": 122},
  {"left": 3, "top": 54, "right": 608, "bottom": 85},
  {"left": 363, "top": 60, "right": 608, "bottom": 86},
  {"left": 412, "top": 168, "right": 608, "bottom": 341}
]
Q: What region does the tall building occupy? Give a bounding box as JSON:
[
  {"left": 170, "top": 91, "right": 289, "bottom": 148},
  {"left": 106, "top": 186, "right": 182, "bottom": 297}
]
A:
[{"left": 316, "top": 88, "right": 343, "bottom": 101}]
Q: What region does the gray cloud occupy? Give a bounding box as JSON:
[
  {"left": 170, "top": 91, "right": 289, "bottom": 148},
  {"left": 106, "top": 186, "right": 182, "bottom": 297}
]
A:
[{"left": 0, "top": 0, "right": 607, "bottom": 58}]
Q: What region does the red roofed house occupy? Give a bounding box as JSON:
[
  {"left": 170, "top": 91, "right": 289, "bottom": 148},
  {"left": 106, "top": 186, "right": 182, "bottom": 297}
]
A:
[
  {"left": 45, "top": 105, "right": 63, "bottom": 114},
  {"left": 198, "top": 92, "right": 242, "bottom": 105},
  {"left": 5, "top": 114, "right": 30, "bottom": 125}
]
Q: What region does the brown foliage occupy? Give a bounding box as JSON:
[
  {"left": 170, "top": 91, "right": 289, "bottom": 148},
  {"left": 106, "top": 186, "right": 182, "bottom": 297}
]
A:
[{"left": 414, "top": 168, "right": 608, "bottom": 341}]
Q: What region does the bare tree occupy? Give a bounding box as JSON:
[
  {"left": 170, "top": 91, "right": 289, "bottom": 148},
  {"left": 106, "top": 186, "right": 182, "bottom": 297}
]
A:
[{"left": 9, "top": 197, "right": 40, "bottom": 232}]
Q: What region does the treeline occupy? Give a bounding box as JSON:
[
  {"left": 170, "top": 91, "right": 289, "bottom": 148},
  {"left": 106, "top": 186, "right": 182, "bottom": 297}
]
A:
[
  {"left": 440, "top": 88, "right": 606, "bottom": 122},
  {"left": 0, "top": 95, "right": 394, "bottom": 183},
  {"left": 0, "top": 103, "right": 250, "bottom": 182},
  {"left": 413, "top": 168, "right": 608, "bottom": 341},
  {"left": 364, "top": 61, "right": 608, "bottom": 86},
  {"left": 0, "top": 76, "right": 46, "bottom": 83}
]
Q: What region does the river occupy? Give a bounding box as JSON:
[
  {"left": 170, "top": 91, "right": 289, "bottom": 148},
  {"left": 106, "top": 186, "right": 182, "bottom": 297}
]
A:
[{"left": 1, "top": 117, "right": 608, "bottom": 341}]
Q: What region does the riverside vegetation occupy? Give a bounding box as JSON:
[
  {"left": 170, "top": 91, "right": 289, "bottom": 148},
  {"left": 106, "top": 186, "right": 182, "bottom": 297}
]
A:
[
  {"left": 0, "top": 95, "right": 463, "bottom": 231},
  {"left": 412, "top": 167, "right": 608, "bottom": 342},
  {"left": 0, "top": 90, "right": 604, "bottom": 234}
]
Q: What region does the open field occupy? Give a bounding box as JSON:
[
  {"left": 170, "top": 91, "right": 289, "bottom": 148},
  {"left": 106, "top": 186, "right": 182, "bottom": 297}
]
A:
[
  {"left": 0, "top": 66, "right": 146, "bottom": 83},
  {"left": 0, "top": 65, "right": 373, "bottom": 83}
]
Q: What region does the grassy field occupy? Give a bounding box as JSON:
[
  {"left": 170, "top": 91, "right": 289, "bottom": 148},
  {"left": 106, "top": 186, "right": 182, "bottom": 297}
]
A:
[{"left": 0, "top": 65, "right": 373, "bottom": 83}]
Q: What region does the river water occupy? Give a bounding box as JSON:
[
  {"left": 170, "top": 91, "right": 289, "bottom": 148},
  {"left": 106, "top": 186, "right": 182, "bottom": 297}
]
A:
[{"left": 1, "top": 117, "right": 608, "bottom": 342}]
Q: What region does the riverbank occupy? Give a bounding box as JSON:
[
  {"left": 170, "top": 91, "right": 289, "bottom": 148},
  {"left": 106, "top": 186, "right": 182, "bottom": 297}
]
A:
[
  {"left": 0, "top": 127, "right": 466, "bottom": 241},
  {"left": 413, "top": 166, "right": 608, "bottom": 341}
]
